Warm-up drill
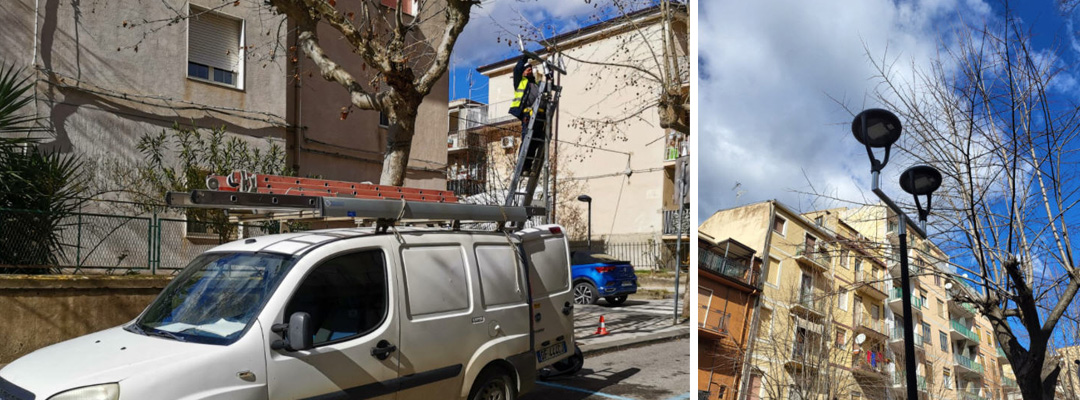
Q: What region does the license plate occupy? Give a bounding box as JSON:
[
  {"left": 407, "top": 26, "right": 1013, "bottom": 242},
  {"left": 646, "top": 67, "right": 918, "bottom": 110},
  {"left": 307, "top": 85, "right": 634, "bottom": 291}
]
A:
[
  {"left": 621, "top": 281, "right": 633, "bottom": 287},
  {"left": 536, "top": 342, "right": 568, "bottom": 363}
]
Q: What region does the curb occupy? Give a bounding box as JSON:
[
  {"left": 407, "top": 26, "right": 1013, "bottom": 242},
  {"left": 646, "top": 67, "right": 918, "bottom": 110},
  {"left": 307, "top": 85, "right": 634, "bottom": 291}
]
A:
[{"left": 578, "top": 326, "right": 690, "bottom": 357}]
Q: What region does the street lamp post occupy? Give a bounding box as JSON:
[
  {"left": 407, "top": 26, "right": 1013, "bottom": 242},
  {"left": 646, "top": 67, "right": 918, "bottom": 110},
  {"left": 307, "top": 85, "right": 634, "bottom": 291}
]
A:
[
  {"left": 577, "top": 195, "right": 592, "bottom": 250},
  {"left": 851, "top": 109, "right": 942, "bottom": 400}
]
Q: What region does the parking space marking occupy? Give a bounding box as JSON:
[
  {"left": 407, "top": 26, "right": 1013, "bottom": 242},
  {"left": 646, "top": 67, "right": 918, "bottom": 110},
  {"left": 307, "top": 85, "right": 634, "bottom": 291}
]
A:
[{"left": 536, "top": 381, "right": 638, "bottom": 400}]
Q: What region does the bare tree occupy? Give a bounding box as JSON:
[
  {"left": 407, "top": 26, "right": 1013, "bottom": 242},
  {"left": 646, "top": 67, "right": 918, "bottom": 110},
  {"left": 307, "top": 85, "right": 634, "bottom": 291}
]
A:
[
  {"left": 267, "top": 0, "right": 479, "bottom": 185},
  {"left": 509, "top": 0, "right": 688, "bottom": 140},
  {"left": 862, "top": 7, "right": 1080, "bottom": 400}
]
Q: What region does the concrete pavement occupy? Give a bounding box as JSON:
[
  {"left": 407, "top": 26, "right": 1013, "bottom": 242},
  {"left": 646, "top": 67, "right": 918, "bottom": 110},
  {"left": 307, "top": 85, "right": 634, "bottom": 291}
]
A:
[
  {"left": 523, "top": 338, "right": 691, "bottom": 400},
  {"left": 574, "top": 298, "right": 690, "bottom": 356}
]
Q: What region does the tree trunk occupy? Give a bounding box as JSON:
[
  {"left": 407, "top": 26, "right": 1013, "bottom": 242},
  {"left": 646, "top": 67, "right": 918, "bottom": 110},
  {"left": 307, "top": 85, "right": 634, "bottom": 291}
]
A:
[
  {"left": 1014, "top": 351, "right": 1061, "bottom": 400},
  {"left": 379, "top": 99, "right": 419, "bottom": 186}
]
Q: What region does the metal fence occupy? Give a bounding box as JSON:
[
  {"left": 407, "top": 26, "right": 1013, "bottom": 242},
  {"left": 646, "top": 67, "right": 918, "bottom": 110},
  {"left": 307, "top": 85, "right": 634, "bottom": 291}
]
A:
[
  {"left": 569, "top": 239, "right": 676, "bottom": 271},
  {"left": 0, "top": 208, "right": 279, "bottom": 274}
]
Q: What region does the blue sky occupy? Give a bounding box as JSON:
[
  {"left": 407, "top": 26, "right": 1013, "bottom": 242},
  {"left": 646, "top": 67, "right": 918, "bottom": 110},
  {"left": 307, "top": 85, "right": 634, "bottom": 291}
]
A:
[{"left": 698, "top": 0, "right": 1080, "bottom": 348}]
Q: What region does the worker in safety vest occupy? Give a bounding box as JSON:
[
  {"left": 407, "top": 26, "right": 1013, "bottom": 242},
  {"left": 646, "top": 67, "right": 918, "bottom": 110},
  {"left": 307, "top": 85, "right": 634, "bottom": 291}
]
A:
[{"left": 508, "top": 56, "right": 545, "bottom": 172}]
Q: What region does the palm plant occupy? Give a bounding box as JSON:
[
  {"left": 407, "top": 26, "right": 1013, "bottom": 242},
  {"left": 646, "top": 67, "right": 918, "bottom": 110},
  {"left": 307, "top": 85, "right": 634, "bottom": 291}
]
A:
[{"left": 0, "top": 63, "right": 87, "bottom": 272}]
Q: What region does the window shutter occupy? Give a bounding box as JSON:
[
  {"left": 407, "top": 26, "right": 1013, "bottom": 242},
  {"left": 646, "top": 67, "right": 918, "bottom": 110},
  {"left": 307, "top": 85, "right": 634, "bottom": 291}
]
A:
[{"left": 189, "top": 11, "right": 241, "bottom": 72}]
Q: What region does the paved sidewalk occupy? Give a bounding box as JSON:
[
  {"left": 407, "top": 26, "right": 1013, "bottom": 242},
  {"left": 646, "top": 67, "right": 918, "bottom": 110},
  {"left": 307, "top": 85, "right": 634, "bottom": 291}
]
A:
[{"left": 573, "top": 299, "right": 689, "bottom": 356}]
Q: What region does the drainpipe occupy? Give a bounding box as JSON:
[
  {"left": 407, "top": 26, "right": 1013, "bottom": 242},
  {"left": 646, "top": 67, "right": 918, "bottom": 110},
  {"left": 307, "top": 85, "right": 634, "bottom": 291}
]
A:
[
  {"left": 290, "top": 27, "right": 302, "bottom": 173},
  {"left": 738, "top": 201, "right": 775, "bottom": 400}
]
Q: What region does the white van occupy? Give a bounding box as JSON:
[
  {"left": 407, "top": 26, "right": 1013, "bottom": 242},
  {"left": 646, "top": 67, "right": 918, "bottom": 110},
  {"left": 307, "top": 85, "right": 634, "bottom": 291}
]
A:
[{"left": 0, "top": 225, "right": 577, "bottom": 400}]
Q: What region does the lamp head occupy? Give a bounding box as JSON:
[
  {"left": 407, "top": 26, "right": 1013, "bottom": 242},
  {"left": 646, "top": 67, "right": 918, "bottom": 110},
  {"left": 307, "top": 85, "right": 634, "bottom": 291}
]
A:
[
  {"left": 577, "top": 194, "right": 592, "bottom": 203},
  {"left": 900, "top": 165, "right": 943, "bottom": 196},
  {"left": 851, "top": 108, "right": 903, "bottom": 148}
]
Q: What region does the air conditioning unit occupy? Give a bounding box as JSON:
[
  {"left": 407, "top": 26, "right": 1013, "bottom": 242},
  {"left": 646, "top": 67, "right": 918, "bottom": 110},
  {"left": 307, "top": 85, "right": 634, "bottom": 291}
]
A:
[{"left": 500, "top": 136, "right": 515, "bottom": 149}]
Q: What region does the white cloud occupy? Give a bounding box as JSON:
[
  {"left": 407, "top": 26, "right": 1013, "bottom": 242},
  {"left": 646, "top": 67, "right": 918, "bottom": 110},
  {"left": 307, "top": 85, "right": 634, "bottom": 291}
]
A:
[{"left": 697, "top": 0, "right": 993, "bottom": 220}]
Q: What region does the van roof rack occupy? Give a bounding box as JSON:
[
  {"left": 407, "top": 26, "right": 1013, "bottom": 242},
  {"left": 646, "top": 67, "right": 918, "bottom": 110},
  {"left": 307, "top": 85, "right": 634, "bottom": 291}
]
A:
[{"left": 165, "top": 172, "right": 544, "bottom": 230}]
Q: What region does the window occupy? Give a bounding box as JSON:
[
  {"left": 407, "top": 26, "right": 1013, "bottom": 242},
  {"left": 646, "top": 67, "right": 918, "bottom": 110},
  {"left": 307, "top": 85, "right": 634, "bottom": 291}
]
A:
[
  {"left": 940, "top": 331, "right": 948, "bottom": 352},
  {"left": 284, "top": 250, "right": 387, "bottom": 346},
  {"left": 698, "top": 287, "right": 714, "bottom": 329},
  {"left": 938, "top": 299, "right": 945, "bottom": 318},
  {"left": 935, "top": 273, "right": 941, "bottom": 286},
  {"left": 840, "top": 249, "right": 849, "bottom": 269},
  {"left": 402, "top": 246, "right": 469, "bottom": 317},
  {"left": 839, "top": 290, "right": 849, "bottom": 311},
  {"left": 923, "top": 323, "right": 932, "bottom": 345},
  {"left": 379, "top": 112, "right": 389, "bottom": 127},
  {"left": 188, "top": 7, "right": 244, "bottom": 88},
  {"left": 766, "top": 257, "right": 780, "bottom": 285},
  {"left": 773, "top": 216, "right": 787, "bottom": 234},
  {"left": 887, "top": 218, "right": 898, "bottom": 233},
  {"left": 944, "top": 370, "right": 953, "bottom": 389},
  {"left": 814, "top": 216, "right": 824, "bottom": 226},
  {"left": 717, "top": 385, "right": 728, "bottom": 400},
  {"left": 475, "top": 245, "right": 526, "bottom": 307},
  {"left": 836, "top": 328, "right": 847, "bottom": 349}
]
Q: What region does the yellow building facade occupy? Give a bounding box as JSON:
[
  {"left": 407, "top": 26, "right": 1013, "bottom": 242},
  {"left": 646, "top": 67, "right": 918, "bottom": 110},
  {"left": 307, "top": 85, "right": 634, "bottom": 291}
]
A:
[{"left": 699, "top": 201, "right": 1019, "bottom": 400}]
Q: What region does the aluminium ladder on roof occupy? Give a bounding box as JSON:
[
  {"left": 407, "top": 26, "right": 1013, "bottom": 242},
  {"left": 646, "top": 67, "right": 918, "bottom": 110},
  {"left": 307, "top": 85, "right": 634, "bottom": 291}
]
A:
[
  {"left": 503, "top": 49, "right": 565, "bottom": 230},
  {"left": 166, "top": 173, "right": 544, "bottom": 228}
]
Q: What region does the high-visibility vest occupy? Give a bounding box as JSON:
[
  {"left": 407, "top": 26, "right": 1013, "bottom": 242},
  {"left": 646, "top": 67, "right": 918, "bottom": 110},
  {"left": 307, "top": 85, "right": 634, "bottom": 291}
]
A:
[{"left": 510, "top": 77, "right": 528, "bottom": 115}]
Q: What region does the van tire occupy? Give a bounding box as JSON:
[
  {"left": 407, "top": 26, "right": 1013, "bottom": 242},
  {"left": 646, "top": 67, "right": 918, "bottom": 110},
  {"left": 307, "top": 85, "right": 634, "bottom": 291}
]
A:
[
  {"left": 468, "top": 368, "right": 516, "bottom": 400},
  {"left": 551, "top": 345, "right": 584, "bottom": 375},
  {"left": 605, "top": 295, "right": 628, "bottom": 305},
  {"left": 573, "top": 282, "right": 598, "bottom": 305}
]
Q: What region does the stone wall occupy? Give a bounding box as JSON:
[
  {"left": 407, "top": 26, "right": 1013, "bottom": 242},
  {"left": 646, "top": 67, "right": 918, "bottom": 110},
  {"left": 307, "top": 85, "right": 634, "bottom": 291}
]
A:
[{"left": 0, "top": 275, "right": 171, "bottom": 364}]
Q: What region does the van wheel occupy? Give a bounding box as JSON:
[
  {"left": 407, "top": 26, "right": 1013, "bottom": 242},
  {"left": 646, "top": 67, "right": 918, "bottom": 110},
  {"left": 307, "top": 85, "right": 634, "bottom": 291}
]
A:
[
  {"left": 469, "top": 368, "right": 516, "bottom": 400},
  {"left": 605, "top": 295, "right": 628, "bottom": 305},
  {"left": 573, "top": 282, "right": 598, "bottom": 305},
  {"left": 551, "top": 345, "right": 584, "bottom": 375}
]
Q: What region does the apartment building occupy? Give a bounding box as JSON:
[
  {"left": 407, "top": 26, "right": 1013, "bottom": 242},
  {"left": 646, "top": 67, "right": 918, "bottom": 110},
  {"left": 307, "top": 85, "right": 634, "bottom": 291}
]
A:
[
  {"left": 699, "top": 201, "right": 1020, "bottom": 400},
  {"left": 462, "top": 3, "right": 689, "bottom": 249},
  {"left": 698, "top": 235, "right": 763, "bottom": 400}
]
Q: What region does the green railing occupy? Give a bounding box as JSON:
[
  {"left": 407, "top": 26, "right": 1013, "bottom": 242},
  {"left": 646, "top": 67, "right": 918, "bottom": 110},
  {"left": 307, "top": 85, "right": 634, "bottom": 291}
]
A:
[
  {"left": 891, "top": 372, "right": 928, "bottom": 391},
  {"left": 890, "top": 325, "right": 924, "bottom": 347},
  {"left": 890, "top": 287, "right": 925, "bottom": 309},
  {"left": 998, "top": 347, "right": 1007, "bottom": 358},
  {"left": 950, "top": 320, "right": 980, "bottom": 342},
  {"left": 1003, "top": 377, "right": 1017, "bottom": 388},
  {"left": 954, "top": 354, "right": 984, "bottom": 374},
  {"left": 0, "top": 208, "right": 281, "bottom": 274}
]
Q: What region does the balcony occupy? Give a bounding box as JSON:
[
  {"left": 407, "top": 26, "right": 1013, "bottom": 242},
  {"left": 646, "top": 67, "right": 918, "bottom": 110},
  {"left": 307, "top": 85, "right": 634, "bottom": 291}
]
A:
[
  {"left": 663, "top": 209, "right": 690, "bottom": 236},
  {"left": 854, "top": 270, "right": 888, "bottom": 300},
  {"left": 888, "top": 287, "right": 925, "bottom": 316},
  {"left": 998, "top": 347, "right": 1008, "bottom": 360},
  {"left": 954, "top": 354, "right": 985, "bottom": 376},
  {"left": 950, "top": 320, "right": 980, "bottom": 344},
  {"left": 785, "top": 345, "right": 822, "bottom": 372},
  {"left": 794, "top": 244, "right": 832, "bottom": 271},
  {"left": 791, "top": 292, "right": 827, "bottom": 317},
  {"left": 890, "top": 372, "right": 928, "bottom": 393},
  {"left": 851, "top": 352, "right": 889, "bottom": 377},
  {"left": 699, "top": 251, "right": 760, "bottom": 288},
  {"left": 854, "top": 313, "right": 887, "bottom": 339},
  {"left": 958, "top": 389, "right": 986, "bottom": 400},
  {"left": 949, "top": 296, "right": 978, "bottom": 317},
  {"left": 699, "top": 307, "right": 729, "bottom": 337},
  {"left": 889, "top": 325, "right": 925, "bottom": 355},
  {"left": 1003, "top": 377, "right": 1018, "bottom": 392}
]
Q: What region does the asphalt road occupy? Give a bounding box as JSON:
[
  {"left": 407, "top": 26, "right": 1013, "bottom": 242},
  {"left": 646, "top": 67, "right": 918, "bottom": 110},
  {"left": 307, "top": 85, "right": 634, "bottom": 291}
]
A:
[{"left": 521, "top": 338, "right": 690, "bottom": 400}]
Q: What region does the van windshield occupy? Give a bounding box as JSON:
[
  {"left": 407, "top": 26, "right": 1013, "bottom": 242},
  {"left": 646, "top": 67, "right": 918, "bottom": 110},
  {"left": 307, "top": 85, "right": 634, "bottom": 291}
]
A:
[{"left": 131, "top": 252, "right": 295, "bottom": 345}]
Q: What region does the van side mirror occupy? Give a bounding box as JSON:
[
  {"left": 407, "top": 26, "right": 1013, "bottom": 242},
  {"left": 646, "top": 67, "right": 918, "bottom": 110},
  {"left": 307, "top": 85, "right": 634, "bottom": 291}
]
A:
[{"left": 287, "top": 312, "right": 313, "bottom": 351}]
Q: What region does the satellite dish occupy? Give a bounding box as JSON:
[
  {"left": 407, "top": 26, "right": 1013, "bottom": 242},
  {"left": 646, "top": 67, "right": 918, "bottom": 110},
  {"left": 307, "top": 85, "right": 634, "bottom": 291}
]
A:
[
  {"left": 855, "top": 334, "right": 867, "bottom": 345},
  {"left": 944, "top": 282, "right": 953, "bottom": 290}
]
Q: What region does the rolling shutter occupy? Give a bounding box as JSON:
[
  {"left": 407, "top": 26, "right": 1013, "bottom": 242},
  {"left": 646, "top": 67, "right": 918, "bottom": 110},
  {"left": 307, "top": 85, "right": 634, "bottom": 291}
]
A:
[{"left": 189, "top": 10, "right": 241, "bottom": 72}]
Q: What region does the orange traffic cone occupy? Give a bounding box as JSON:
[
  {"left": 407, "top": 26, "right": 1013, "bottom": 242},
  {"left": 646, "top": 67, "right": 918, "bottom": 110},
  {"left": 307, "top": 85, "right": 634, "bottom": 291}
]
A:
[{"left": 595, "top": 315, "right": 609, "bottom": 335}]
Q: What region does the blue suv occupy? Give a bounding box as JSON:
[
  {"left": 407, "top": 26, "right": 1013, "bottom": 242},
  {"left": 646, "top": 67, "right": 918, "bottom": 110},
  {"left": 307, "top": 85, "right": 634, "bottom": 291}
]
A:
[{"left": 570, "top": 251, "right": 638, "bottom": 305}]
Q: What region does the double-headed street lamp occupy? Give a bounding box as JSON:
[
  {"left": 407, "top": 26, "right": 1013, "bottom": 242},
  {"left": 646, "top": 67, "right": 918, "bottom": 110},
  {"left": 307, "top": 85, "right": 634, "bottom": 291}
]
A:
[{"left": 852, "top": 109, "right": 942, "bottom": 400}]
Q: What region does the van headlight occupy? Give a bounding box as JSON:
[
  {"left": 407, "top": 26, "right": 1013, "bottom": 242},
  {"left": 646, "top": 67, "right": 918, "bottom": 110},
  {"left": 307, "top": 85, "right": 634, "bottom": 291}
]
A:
[{"left": 47, "top": 384, "right": 119, "bottom": 400}]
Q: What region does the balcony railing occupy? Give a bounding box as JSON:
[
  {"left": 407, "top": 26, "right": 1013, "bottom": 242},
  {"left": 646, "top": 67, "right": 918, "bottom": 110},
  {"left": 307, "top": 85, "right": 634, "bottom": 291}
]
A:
[
  {"left": 699, "top": 308, "right": 730, "bottom": 336},
  {"left": 958, "top": 389, "right": 986, "bottom": 400},
  {"left": 852, "top": 353, "right": 888, "bottom": 375},
  {"left": 890, "top": 325, "right": 924, "bottom": 348},
  {"left": 663, "top": 209, "right": 690, "bottom": 236},
  {"left": 954, "top": 354, "right": 985, "bottom": 374},
  {"left": 699, "top": 249, "right": 760, "bottom": 287},
  {"left": 1003, "top": 377, "right": 1017, "bottom": 388},
  {"left": 795, "top": 244, "right": 832, "bottom": 268},
  {"left": 855, "top": 270, "right": 888, "bottom": 295},
  {"left": 950, "top": 320, "right": 980, "bottom": 342},
  {"left": 889, "top": 287, "right": 925, "bottom": 309},
  {"left": 450, "top": 99, "right": 517, "bottom": 131},
  {"left": 855, "top": 313, "right": 887, "bottom": 336},
  {"left": 792, "top": 292, "right": 826, "bottom": 315},
  {"left": 891, "top": 373, "right": 928, "bottom": 391}
]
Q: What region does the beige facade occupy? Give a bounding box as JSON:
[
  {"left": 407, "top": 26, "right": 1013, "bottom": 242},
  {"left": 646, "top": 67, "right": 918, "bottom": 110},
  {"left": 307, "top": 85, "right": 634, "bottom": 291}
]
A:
[
  {"left": 470, "top": 5, "right": 689, "bottom": 244},
  {"left": 700, "top": 201, "right": 1020, "bottom": 400}
]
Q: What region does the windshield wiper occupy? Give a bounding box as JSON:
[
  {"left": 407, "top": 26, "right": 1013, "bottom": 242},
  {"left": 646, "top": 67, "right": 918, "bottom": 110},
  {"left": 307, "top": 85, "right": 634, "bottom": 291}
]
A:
[{"left": 144, "top": 328, "right": 186, "bottom": 342}]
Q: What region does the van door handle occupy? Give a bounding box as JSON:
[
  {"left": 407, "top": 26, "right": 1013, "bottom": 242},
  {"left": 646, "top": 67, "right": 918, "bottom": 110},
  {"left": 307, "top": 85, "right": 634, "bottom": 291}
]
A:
[
  {"left": 562, "top": 301, "right": 573, "bottom": 315},
  {"left": 371, "top": 340, "right": 397, "bottom": 360}
]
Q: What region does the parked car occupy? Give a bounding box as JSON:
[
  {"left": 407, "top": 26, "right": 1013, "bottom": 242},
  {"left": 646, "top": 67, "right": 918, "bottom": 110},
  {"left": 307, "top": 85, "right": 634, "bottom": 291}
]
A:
[
  {"left": 0, "top": 225, "right": 578, "bottom": 400},
  {"left": 570, "top": 251, "right": 638, "bottom": 305}
]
